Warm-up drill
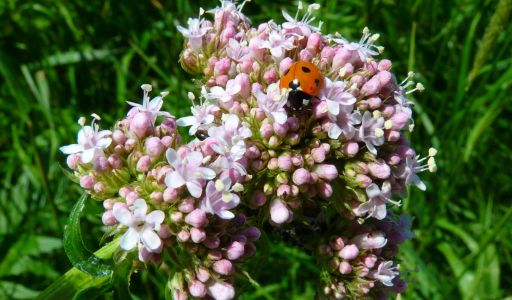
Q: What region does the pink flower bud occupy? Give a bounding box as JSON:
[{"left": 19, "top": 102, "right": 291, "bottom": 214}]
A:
[
  {"left": 226, "top": 241, "right": 245, "bottom": 260},
  {"left": 367, "top": 97, "right": 382, "bottom": 109},
  {"left": 170, "top": 211, "right": 183, "bottom": 222},
  {"left": 368, "top": 161, "right": 391, "bottom": 179},
  {"left": 270, "top": 199, "right": 290, "bottom": 224},
  {"left": 320, "top": 46, "right": 336, "bottom": 64},
  {"left": 245, "top": 145, "right": 261, "bottom": 159},
  {"left": 79, "top": 175, "right": 94, "bottom": 189},
  {"left": 185, "top": 209, "right": 208, "bottom": 228},
  {"left": 240, "top": 60, "right": 253, "bottom": 73},
  {"left": 207, "top": 281, "right": 235, "bottom": 300},
  {"left": 307, "top": 33, "right": 322, "bottom": 51},
  {"left": 93, "top": 156, "right": 110, "bottom": 172},
  {"left": 291, "top": 155, "right": 304, "bottom": 167},
  {"left": 315, "top": 164, "right": 339, "bottom": 180},
  {"left": 177, "top": 230, "right": 190, "bottom": 242},
  {"left": 342, "top": 142, "right": 359, "bottom": 157},
  {"left": 108, "top": 154, "right": 122, "bottom": 169},
  {"left": 112, "top": 129, "right": 127, "bottom": 145},
  {"left": 318, "top": 182, "right": 333, "bottom": 198},
  {"left": 119, "top": 187, "right": 131, "bottom": 198},
  {"left": 277, "top": 154, "right": 292, "bottom": 171},
  {"left": 250, "top": 191, "right": 266, "bottom": 207},
  {"left": 259, "top": 123, "right": 273, "bottom": 139},
  {"left": 163, "top": 187, "right": 178, "bottom": 203},
  {"left": 355, "top": 174, "right": 372, "bottom": 188},
  {"left": 330, "top": 237, "right": 345, "bottom": 251},
  {"left": 378, "top": 59, "right": 392, "bottom": 71},
  {"left": 279, "top": 57, "right": 294, "bottom": 76},
  {"left": 332, "top": 48, "right": 352, "bottom": 70},
  {"left": 214, "top": 58, "right": 231, "bottom": 76},
  {"left": 386, "top": 130, "right": 401, "bottom": 142},
  {"left": 213, "top": 259, "right": 233, "bottom": 275},
  {"left": 267, "top": 158, "right": 278, "bottom": 170},
  {"left": 178, "top": 197, "right": 195, "bottom": 213},
  {"left": 189, "top": 280, "right": 207, "bottom": 298},
  {"left": 235, "top": 73, "right": 251, "bottom": 97},
  {"left": 268, "top": 136, "right": 280, "bottom": 148},
  {"left": 196, "top": 267, "right": 210, "bottom": 283},
  {"left": 158, "top": 224, "right": 171, "bottom": 239},
  {"left": 150, "top": 191, "right": 162, "bottom": 203},
  {"left": 242, "top": 227, "right": 261, "bottom": 241},
  {"left": 136, "top": 155, "right": 151, "bottom": 172},
  {"left": 339, "top": 261, "right": 352, "bottom": 274},
  {"left": 145, "top": 137, "right": 164, "bottom": 157},
  {"left": 66, "top": 154, "right": 80, "bottom": 170},
  {"left": 311, "top": 147, "right": 326, "bottom": 163},
  {"left": 339, "top": 244, "right": 359, "bottom": 260},
  {"left": 102, "top": 210, "right": 116, "bottom": 225},
  {"left": 273, "top": 122, "right": 289, "bottom": 137},
  {"left": 299, "top": 49, "right": 313, "bottom": 61},
  {"left": 277, "top": 184, "right": 291, "bottom": 197},
  {"left": 190, "top": 227, "right": 207, "bottom": 243},
  {"left": 363, "top": 255, "right": 378, "bottom": 268},
  {"left": 263, "top": 68, "right": 277, "bottom": 84},
  {"left": 361, "top": 77, "right": 382, "bottom": 96},
  {"left": 391, "top": 110, "right": 410, "bottom": 130},
  {"left": 216, "top": 75, "right": 229, "bottom": 87},
  {"left": 130, "top": 112, "right": 153, "bottom": 138}
]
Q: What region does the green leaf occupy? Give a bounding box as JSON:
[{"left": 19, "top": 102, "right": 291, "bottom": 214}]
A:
[
  {"left": 0, "top": 281, "right": 40, "bottom": 299},
  {"left": 112, "top": 260, "right": 134, "bottom": 300},
  {"left": 63, "top": 193, "right": 113, "bottom": 277}
]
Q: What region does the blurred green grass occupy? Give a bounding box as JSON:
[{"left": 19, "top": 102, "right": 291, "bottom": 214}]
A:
[{"left": 0, "top": 0, "right": 511, "bottom": 299}]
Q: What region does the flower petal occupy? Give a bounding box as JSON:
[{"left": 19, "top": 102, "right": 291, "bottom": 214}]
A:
[
  {"left": 141, "top": 228, "right": 162, "bottom": 251},
  {"left": 165, "top": 171, "right": 186, "bottom": 189},
  {"left": 120, "top": 228, "right": 139, "bottom": 250},
  {"left": 59, "top": 144, "right": 83, "bottom": 154},
  {"left": 81, "top": 148, "right": 97, "bottom": 163},
  {"left": 146, "top": 210, "right": 165, "bottom": 226},
  {"left": 186, "top": 180, "right": 203, "bottom": 198},
  {"left": 113, "top": 206, "right": 133, "bottom": 226}
]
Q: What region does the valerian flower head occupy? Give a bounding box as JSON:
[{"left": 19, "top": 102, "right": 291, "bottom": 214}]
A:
[
  {"left": 165, "top": 148, "right": 216, "bottom": 198},
  {"left": 59, "top": 115, "right": 112, "bottom": 164}
]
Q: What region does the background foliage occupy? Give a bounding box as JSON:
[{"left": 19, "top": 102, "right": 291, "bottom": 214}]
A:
[{"left": 0, "top": 0, "right": 511, "bottom": 299}]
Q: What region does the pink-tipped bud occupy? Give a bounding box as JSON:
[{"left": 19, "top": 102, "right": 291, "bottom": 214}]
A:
[
  {"left": 108, "top": 154, "right": 122, "bottom": 169},
  {"left": 367, "top": 97, "right": 382, "bottom": 109},
  {"left": 386, "top": 130, "right": 401, "bottom": 142},
  {"left": 279, "top": 57, "right": 294, "bottom": 76},
  {"left": 185, "top": 209, "right": 208, "bottom": 228},
  {"left": 177, "top": 230, "right": 190, "bottom": 242},
  {"left": 136, "top": 155, "right": 151, "bottom": 172},
  {"left": 311, "top": 147, "right": 326, "bottom": 163},
  {"left": 267, "top": 158, "right": 278, "bottom": 170},
  {"left": 66, "top": 154, "right": 80, "bottom": 170},
  {"left": 277, "top": 154, "right": 292, "bottom": 171},
  {"left": 307, "top": 33, "right": 322, "bottom": 51},
  {"left": 332, "top": 48, "right": 352, "bottom": 70},
  {"left": 245, "top": 145, "right": 261, "bottom": 159},
  {"left": 260, "top": 123, "right": 273, "bottom": 139},
  {"left": 342, "top": 142, "right": 359, "bottom": 157},
  {"left": 79, "top": 175, "right": 94, "bottom": 189},
  {"left": 378, "top": 59, "right": 392, "bottom": 71},
  {"left": 273, "top": 122, "right": 289, "bottom": 137},
  {"left": 299, "top": 49, "right": 313, "bottom": 61},
  {"left": 163, "top": 187, "right": 179, "bottom": 203},
  {"left": 170, "top": 211, "right": 183, "bottom": 222},
  {"left": 339, "top": 261, "right": 352, "bottom": 274},
  {"left": 291, "top": 155, "right": 304, "bottom": 167},
  {"left": 330, "top": 237, "right": 345, "bottom": 251},
  {"left": 363, "top": 255, "right": 378, "bottom": 268},
  {"left": 391, "top": 110, "right": 410, "bottom": 130},
  {"left": 226, "top": 241, "right": 245, "bottom": 260},
  {"left": 207, "top": 281, "right": 235, "bottom": 300},
  {"left": 292, "top": 168, "right": 311, "bottom": 186},
  {"left": 339, "top": 244, "right": 359, "bottom": 260},
  {"left": 318, "top": 182, "right": 333, "bottom": 198},
  {"left": 93, "top": 156, "right": 110, "bottom": 172},
  {"left": 215, "top": 75, "right": 229, "bottom": 87},
  {"left": 270, "top": 199, "right": 290, "bottom": 224},
  {"left": 213, "top": 259, "right": 233, "bottom": 275},
  {"left": 102, "top": 210, "right": 116, "bottom": 225},
  {"left": 320, "top": 46, "right": 336, "bottom": 64},
  {"left": 190, "top": 227, "right": 207, "bottom": 243},
  {"left": 263, "top": 68, "right": 277, "bottom": 84},
  {"left": 130, "top": 112, "right": 153, "bottom": 138},
  {"left": 214, "top": 58, "right": 231, "bottom": 76},
  {"left": 189, "top": 280, "right": 207, "bottom": 298},
  {"left": 268, "top": 136, "right": 280, "bottom": 148},
  {"left": 276, "top": 184, "right": 291, "bottom": 198},
  {"left": 361, "top": 77, "right": 382, "bottom": 96},
  {"left": 368, "top": 161, "right": 391, "bottom": 179},
  {"left": 178, "top": 197, "right": 195, "bottom": 213},
  {"left": 145, "top": 137, "right": 164, "bottom": 157},
  {"left": 196, "top": 267, "right": 210, "bottom": 283},
  {"left": 158, "top": 224, "right": 171, "bottom": 239},
  {"left": 355, "top": 174, "right": 372, "bottom": 188},
  {"left": 150, "top": 191, "right": 163, "bottom": 203},
  {"left": 315, "top": 164, "right": 339, "bottom": 181}
]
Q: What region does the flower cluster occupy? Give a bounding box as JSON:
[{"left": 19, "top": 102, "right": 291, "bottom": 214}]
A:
[{"left": 61, "top": 1, "right": 436, "bottom": 299}]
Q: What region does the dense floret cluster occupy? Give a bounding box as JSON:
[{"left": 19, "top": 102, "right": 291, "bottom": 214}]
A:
[{"left": 61, "top": 1, "right": 436, "bottom": 299}]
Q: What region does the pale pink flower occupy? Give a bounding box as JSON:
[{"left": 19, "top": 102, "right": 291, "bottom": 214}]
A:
[
  {"left": 254, "top": 83, "right": 288, "bottom": 124},
  {"left": 353, "top": 181, "right": 400, "bottom": 220},
  {"left": 356, "top": 111, "right": 385, "bottom": 155},
  {"left": 201, "top": 178, "right": 242, "bottom": 219},
  {"left": 371, "top": 261, "right": 399, "bottom": 286},
  {"left": 319, "top": 78, "right": 356, "bottom": 116},
  {"left": 127, "top": 84, "right": 173, "bottom": 124},
  {"left": 177, "top": 17, "right": 212, "bottom": 51},
  {"left": 261, "top": 30, "right": 296, "bottom": 61}
]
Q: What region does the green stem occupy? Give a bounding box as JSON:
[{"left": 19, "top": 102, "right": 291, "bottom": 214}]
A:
[{"left": 36, "top": 239, "right": 120, "bottom": 300}]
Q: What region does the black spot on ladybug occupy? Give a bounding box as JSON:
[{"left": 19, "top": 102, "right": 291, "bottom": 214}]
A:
[
  {"left": 289, "top": 80, "right": 300, "bottom": 90},
  {"left": 315, "top": 78, "right": 320, "bottom": 87},
  {"left": 301, "top": 66, "right": 311, "bottom": 73}
]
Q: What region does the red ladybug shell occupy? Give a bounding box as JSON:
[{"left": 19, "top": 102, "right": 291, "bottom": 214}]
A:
[{"left": 279, "top": 61, "right": 324, "bottom": 96}]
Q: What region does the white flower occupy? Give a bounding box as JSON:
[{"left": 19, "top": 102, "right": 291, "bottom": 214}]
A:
[
  {"left": 201, "top": 178, "right": 242, "bottom": 219},
  {"left": 371, "top": 261, "right": 399, "bottom": 286},
  {"left": 254, "top": 83, "right": 288, "bottom": 124},
  {"left": 395, "top": 149, "right": 437, "bottom": 191},
  {"left": 113, "top": 199, "right": 165, "bottom": 254},
  {"left": 208, "top": 79, "right": 242, "bottom": 104},
  {"left": 261, "top": 31, "right": 296, "bottom": 61},
  {"left": 208, "top": 114, "right": 252, "bottom": 175},
  {"left": 356, "top": 111, "right": 385, "bottom": 155},
  {"left": 350, "top": 231, "right": 388, "bottom": 250},
  {"left": 59, "top": 116, "right": 112, "bottom": 164},
  {"left": 177, "top": 17, "right": 212, "bottom": 51},
  {"left": 320, "top": 78, "right": 356, "bottom": 116},
  {"left": 226, "top": 38, "right": 251, "bottom": 62},
  {"left": 177, "top": 87, "right": 216, "bottom": 135},
  {"left": 353, "top": 181, "right": 400, "bottom": 220},
  {"left": 330, "top": 27, "right": 383, "bottom": 62},
  {"left": 328, "top": 109, "right": 361, "bottom": 140},
  {"left": 127, "top": 84, "right": 173, "bottom": 124},
  {"left": 165, "top": 148, "right": 216, "bottom": 198},
  {"left": 282, "top": 2, "right": 322, "bottom": 36}
]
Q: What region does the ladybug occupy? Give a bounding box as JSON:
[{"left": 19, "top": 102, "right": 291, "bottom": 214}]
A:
[{"left": 279, "top": 61, "right": 324, "bottom": 110}]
